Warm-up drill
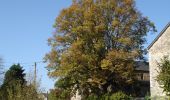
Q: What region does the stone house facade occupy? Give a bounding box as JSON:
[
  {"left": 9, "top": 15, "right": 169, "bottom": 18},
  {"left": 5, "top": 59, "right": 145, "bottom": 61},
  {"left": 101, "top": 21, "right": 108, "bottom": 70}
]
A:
[{"left": 148, "top": 22, "right": 170, "bottom": 97}]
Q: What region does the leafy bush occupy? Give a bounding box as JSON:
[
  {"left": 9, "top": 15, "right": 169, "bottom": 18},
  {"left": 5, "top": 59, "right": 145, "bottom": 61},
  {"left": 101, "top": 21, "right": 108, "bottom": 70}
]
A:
[
  {"left": 100, "top": 93, "right": 110, "bottom": 100},
  {"left": 144, "top": 92, "right": 150, "bottom": 100},
  {"left": 156, "top": 56, "right": 170, "bottom": 96},
  {"left": 48, "top": 89, "right": 71, "bottom": 100},
  {"left": 110, "top": 91, "right": 132, "bottom": 100},
  {"left": 86, "top": 94, "right": 98, "bottom": 100},
  {"left": 86, "top": 92, "right": 132, "bottom": 100}
]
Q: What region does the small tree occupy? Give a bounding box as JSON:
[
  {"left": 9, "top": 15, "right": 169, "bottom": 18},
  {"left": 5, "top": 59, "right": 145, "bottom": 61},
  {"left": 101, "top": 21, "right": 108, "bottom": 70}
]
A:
[
  {"left": 157, "top": 56, "right": 170, "bottom": 96},
  {"left": 3, "top": 64, "right": 26, "bottom": 85},
  {"left": 0, "top": 64, "right": 26, "bottom": 99},
  {"left": 0, "top": 64, "right": 43, "bottom": 100}
]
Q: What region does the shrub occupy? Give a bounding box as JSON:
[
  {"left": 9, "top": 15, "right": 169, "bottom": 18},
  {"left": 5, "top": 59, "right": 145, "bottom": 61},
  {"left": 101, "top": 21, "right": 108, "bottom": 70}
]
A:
[
  {"left": 100, "top": 93, "right": 110, "bottom": 100},
  {"left": 156, "top": 56, "right": 170, "bottom": 96},
  {"left": 110, "top": 91, "right": 132, "bottom": 100},
  {"left": 85, "top": 92, "right": 132, "bottom": 100},
  {"left": 86, "top": 94, "right": 98, "bottom": 100},
  {"left": 144, "top": 92, "right": 150, "bottom": 100}
]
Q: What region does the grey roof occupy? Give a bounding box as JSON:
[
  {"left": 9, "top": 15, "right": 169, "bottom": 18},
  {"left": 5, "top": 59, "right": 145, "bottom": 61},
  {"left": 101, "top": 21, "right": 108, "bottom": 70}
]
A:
[
  {"left": 148, "top": 22, "right": 170, "bottom": 50},
  {"left": 135, "top": 61, "right": 149, "bottom": 71}
]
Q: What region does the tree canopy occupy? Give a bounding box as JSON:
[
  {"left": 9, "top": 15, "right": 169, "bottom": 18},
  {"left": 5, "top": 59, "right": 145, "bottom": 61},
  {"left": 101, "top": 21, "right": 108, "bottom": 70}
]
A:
[
  {"left": 45, "top": 0, "right": 156, "bottom": 98},
  {"left": 3, "top": 64, "right": 26, "bottom": 85}
]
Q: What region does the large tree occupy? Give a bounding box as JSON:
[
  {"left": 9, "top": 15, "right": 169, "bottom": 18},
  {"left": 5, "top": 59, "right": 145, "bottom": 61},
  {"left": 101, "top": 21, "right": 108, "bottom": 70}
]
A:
[{"left": 45, "top": 0, "right": 155, "bottom": 97}]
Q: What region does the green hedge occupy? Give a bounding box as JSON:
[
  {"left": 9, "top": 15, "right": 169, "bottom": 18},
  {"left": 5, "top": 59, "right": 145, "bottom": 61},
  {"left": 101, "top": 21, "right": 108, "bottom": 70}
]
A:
[{"left": 86, "top": 91, "right": 132, "bottom": 100}]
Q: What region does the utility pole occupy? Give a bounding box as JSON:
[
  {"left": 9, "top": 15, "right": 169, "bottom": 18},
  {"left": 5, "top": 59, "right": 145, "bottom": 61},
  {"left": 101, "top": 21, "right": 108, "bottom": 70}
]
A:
[
  {"left": 34, "top": 62, "right": 37, "bottom": 88},
  {"left": 47, "top": 91, "right": 48, "bottom": 100}
]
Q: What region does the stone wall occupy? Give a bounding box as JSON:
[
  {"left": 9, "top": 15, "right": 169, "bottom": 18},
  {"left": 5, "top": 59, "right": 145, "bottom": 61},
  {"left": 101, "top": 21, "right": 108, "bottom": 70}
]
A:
[{"left": 148, "top": 26, "right": 170, "bottom": 97}]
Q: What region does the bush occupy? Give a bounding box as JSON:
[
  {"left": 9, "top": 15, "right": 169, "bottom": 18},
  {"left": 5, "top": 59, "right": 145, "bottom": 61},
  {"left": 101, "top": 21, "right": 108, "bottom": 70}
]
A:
[
  {"left": 156, "top": 56, "right": 170, "bottom": 96},
  {"left": 110, "top": 91, "right": 132, "bottom": 100},
  {"left": 48, "top": 89, "right": 71, "bottom": 100},
  {"left": 86, "top": 94, "right": 98, "bottom": 100},
  {"left": 86, "top": 92, "right": 132, "bottom": 100},
  {"left": 144, "top": 92, "right": 150, "bottom": 100},
  {"left": 100, "top": 93, "right": 110, "bottom": 100}
]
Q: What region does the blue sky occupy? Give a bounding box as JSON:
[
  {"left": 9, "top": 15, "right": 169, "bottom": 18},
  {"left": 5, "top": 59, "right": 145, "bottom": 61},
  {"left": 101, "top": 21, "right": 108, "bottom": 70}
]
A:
[{"left": 0, "top": 0, "right": 169, "bottom": 91}]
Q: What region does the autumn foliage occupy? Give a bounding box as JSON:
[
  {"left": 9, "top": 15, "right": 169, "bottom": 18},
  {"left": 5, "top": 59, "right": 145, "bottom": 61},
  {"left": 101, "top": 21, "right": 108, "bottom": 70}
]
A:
[{"left": 45, "top": 0, "right": 155, "bottom": 98}]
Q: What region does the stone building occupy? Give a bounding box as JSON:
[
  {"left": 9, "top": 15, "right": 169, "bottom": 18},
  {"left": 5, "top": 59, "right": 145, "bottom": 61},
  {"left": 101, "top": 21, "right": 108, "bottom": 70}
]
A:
[
  {"left": 135, "top": 61, "right": 149, "bottom": 81},
  {"left": 148, "top": 22, "right": 170, "bottom": 97},
  {"left": 135, "top": 61, "right": 150, "bottom": 97}
]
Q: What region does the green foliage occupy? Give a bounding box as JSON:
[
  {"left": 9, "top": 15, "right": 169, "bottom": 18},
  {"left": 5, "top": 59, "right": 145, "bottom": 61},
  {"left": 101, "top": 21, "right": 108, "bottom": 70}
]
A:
[
  {"left": 0, "top": 64, "right": 26, "bottom": 99},
  {"left": 151, "top": 96, "right": 169, "bottom": 100},
  {"left": 0, "top": 64, "right": 43, "bottom": 100},
  {"left": 144, "top": 92, "right": 150, "bottom": 100},
  {"left": 157, "top": 56, "right": 170, "bottom": 96},
  {"left": 48, "top": 89, "right": 58, "bottom": 100},
  {"left": 48, "top": 89, "right": 71, "bottom": 100},
  {"left": 86, "top": 92, "right": 132, "bottom": 100},
  {"left": 4, "top": 83, "right": 41, "bottom": 100},
  {"left": 45, "top": 0, "right": 156, "bottom": 97},
  {"left": 110, "top": 91, "right": 132, "bottom": 100},
  {"left": 86, "top": 94, "right": 98, "bottom": 100},
  {"left": 100, "top": 93, "right": 110, "bottom": 100},
  {"left": 3, "top": 64, "right": 26, "bottom": 85}
]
